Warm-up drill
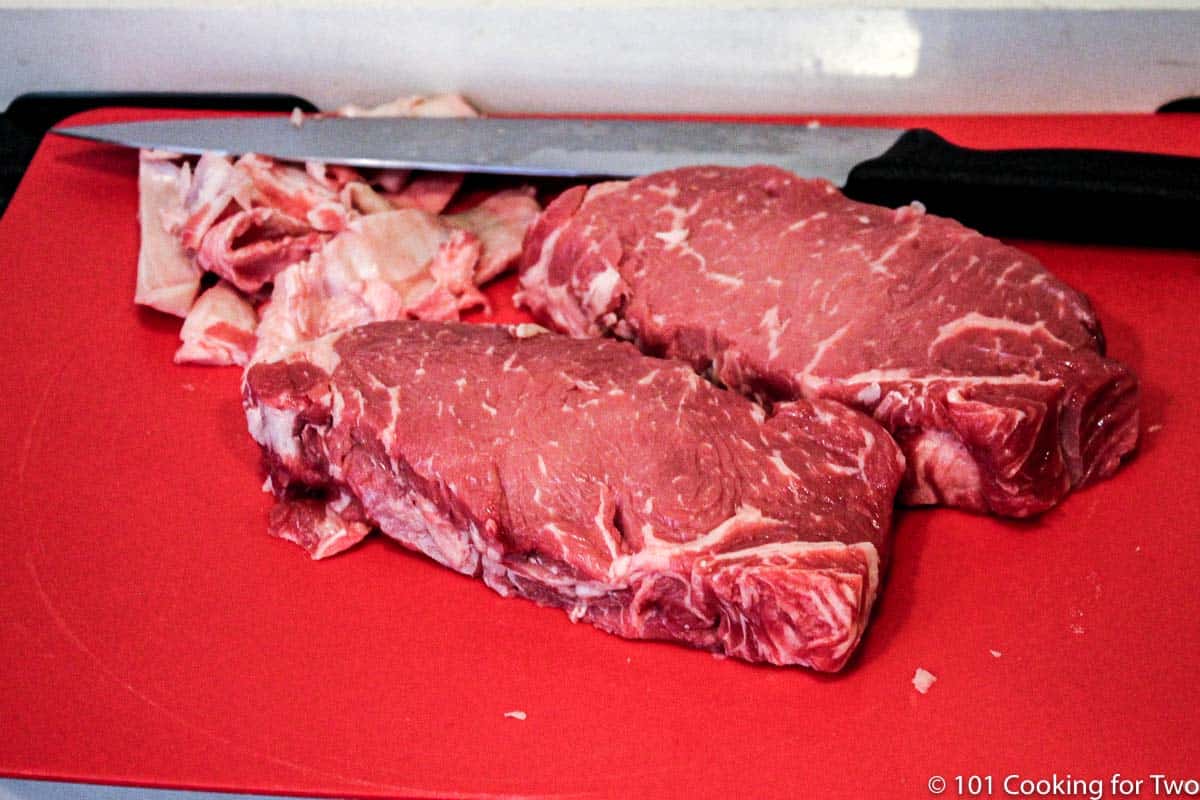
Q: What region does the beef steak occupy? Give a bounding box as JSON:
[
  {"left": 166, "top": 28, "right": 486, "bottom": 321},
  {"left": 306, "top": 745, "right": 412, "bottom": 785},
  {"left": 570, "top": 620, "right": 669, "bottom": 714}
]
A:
[
  {"left": 516, "top": 166, "right": 1139, "bottom": 517},
  {"left": 243, "top": 321, "right": 905, "bottom": 671}
]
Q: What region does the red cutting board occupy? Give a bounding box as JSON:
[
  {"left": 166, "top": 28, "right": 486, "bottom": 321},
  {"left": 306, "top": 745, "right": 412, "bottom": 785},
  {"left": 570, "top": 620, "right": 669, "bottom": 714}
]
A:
[{"left": 1, "top": 108, "right": 1198, "bottom": 799}]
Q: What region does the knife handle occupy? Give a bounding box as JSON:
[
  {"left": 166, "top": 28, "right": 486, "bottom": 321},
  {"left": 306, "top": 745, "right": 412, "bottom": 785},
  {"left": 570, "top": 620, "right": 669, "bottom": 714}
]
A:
[{"left": 842, "top": 128, "right": 1200, "bottom": 249}]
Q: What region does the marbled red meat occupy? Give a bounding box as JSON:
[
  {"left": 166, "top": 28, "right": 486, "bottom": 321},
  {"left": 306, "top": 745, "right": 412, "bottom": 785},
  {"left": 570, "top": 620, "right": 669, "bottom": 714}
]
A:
[
  {"left": 243, "top": 321, "right": 905, "bottom": 671},
  {"left": 517, "top": 166, "right": 1138, "bottom": 517}
]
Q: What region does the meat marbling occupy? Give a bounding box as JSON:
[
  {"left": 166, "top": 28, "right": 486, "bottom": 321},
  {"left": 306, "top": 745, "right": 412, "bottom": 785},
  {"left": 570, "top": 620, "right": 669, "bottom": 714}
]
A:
[
  {"left": 516, "top": 166, "right": 1139, "bottom": 517},
  {"left": 243, "top": 321, "right": 905, "bottom": 671}
]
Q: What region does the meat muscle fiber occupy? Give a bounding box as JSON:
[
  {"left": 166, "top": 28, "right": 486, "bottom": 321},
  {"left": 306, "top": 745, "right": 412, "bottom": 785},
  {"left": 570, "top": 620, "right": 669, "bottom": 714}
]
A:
[
  {"left": 516, "top": 166, "right": 1139, "bottom": 517},
  {"left": 243, "top": 321, "right": 905, "bottom": 671}
]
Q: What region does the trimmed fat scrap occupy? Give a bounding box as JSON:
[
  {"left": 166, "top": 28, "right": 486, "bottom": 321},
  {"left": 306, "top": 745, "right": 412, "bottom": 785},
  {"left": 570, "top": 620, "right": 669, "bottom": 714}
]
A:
[
  {"left": 136, "top": 94, "right": 546, "bottom": 369},
  {"left": 175, "top": 281, "right": 257, "bottom": 367},
  {"left": 251, "top": 190, "right": 540, "bottom": 363},
  {"left": 516, "top": 166, "right": 1139, "bottom": 518},
  {"left": 251, "top": 210, "right": 488, "bottom": 362},
  {"left": 243, "top": 321, "right": 906, "bottom": 671},
  {"left": 135, "top": 152, "right": 200, "bottom": 316}
]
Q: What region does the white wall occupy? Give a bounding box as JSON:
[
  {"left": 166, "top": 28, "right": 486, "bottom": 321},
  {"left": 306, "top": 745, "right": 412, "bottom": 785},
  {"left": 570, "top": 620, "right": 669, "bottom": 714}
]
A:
[{"left": 3, "top": 5, "right": 1199, "bottom": 113}]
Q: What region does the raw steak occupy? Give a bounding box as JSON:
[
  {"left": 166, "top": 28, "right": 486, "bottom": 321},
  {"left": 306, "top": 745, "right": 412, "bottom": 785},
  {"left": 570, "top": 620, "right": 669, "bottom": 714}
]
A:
[
  {"left": 242, "top": 321, "right": 905, "bottom": 671},
  {"left": 516, "top": 166, "right": 1139, "bottom": 517}
]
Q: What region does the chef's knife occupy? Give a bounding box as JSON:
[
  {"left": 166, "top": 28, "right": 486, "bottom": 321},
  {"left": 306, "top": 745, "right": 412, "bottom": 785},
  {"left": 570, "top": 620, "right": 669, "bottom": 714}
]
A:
[{"left": 55, "top": 116, "right": 1200, "bottom": 247}]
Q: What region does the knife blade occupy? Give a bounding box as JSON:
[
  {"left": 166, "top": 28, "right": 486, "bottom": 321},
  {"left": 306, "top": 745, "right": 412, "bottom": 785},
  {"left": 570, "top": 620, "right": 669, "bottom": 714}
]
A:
[
  {"left": 0, "top": 777, "right": 326, "bottom": 800},
  {"left": 54, "top": 115, "right": 1200, "bottom": 247},
  {"left": 54, "top": 116, "right": 902, "bottom": 182}
]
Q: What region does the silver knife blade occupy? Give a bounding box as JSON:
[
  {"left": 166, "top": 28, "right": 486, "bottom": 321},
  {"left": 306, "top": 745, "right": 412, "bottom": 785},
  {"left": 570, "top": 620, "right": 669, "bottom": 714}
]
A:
[
  {"left": 53, "top": 116, "right": 903, "bottom": 184},
  {"left": 0, "top": 777, "right": 339, "bottom": 800}
]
